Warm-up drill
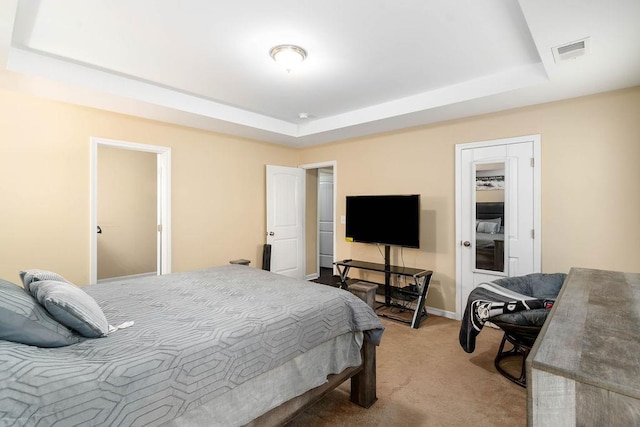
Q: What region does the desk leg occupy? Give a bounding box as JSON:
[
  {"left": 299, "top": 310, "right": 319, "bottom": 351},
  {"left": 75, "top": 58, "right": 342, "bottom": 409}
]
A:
[
  {"left": 411, "top": 295, "right": 426, "bottom": 328},
  {"left": 335, "top": 265, "right": 351, "bottom": 289},
  {"left": 410, "top": 276, "right": 431, "bottom": 329}
]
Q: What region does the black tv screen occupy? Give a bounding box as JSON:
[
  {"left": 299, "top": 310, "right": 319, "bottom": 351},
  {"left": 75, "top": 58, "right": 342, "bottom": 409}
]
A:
[{"left": 345, "top": 195, "right": 420, "bottom": 248}]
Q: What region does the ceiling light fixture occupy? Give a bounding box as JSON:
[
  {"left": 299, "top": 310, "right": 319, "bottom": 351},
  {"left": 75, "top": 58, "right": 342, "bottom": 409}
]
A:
[{"left": 269, "top": 45, "right": 307, "bottom": 73}]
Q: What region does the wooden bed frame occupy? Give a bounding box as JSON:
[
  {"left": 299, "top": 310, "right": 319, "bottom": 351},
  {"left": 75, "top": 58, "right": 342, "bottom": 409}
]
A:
[{"left": 248, "top": 283, "right": 378, "bottom": 426}]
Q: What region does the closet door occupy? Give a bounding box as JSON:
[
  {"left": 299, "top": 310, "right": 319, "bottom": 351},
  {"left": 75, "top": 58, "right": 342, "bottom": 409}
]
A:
[{"left": 457, "top": 136, "right": 540, "bottom": 317}]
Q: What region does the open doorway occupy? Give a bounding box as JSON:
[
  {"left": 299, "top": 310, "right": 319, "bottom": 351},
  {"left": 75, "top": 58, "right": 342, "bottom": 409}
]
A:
[
  {"left": 301, "top": 161, "right": 336, "bottom": 281},
  {"left": 97, "top": 146, "right": 156, "bottom": 281},
  {"left": 89, "top": 137, "right": 171, "bottom": 284}
]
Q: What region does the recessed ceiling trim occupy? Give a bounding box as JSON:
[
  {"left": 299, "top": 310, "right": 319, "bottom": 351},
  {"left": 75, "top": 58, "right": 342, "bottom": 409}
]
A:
[
  {"left": 7, "top": 46, "right": 300, "bottom": 136},
  {"left": 6, "top": 44, "right": 548, "bottom": 141},
  {"left": 298, "top": 62, "right": 549, "bottom": 136},
  {"left": 2, "top": 0, "right": 640, "bottom": 147}
]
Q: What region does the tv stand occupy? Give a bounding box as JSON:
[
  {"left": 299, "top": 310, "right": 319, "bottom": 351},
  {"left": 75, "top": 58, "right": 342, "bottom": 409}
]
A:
[{"left": 334, "top": 246, "right": 433, "bottom": 329}]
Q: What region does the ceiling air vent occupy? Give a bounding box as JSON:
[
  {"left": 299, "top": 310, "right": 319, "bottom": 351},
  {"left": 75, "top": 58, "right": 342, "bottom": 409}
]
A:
[{"left": 552, "top": 37, "right": 590, "bottom": 63}]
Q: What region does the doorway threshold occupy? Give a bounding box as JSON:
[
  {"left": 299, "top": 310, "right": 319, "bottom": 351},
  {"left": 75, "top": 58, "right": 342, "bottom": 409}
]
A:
[{"left": 97, "top": 272, "right": 156, "bottom": 284}]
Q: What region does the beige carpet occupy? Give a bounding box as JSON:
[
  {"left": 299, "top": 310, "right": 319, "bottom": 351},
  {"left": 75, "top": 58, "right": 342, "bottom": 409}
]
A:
[{"left": 288, "top": 315, "right": 526, "bottom": 426}]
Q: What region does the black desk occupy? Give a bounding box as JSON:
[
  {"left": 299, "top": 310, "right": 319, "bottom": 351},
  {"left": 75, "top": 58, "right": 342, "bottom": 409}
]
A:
[{"left": 334, "top": 260, "right": 433, "bottom": 328}]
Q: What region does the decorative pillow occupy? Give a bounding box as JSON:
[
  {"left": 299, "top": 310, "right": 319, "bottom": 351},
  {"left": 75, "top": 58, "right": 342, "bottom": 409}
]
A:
[
  {"left": 19, "top": 269, "right": 72, "bottom": 291},
  {"left": 476, "top": 217, "right": 502, "bottom": 231},
  {"left": 476, "top": 221, "right": 498, "bottom": 234},
  {"left": 0, "top": 278, "right": 81, "bottom": 347},
  {"left": 27, "top": 280, "right": 109, "bottom": 338}
]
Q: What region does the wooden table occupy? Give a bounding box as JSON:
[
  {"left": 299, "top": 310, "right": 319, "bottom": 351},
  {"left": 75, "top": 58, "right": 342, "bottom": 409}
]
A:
[{"left": 527, "top": 267, "right": 640, "bottom": 426}]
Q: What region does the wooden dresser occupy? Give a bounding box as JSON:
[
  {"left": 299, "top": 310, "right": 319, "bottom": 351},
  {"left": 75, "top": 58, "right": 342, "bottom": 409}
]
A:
[{"left": 527, "top": 267, "right": 640, "bottom": 426}]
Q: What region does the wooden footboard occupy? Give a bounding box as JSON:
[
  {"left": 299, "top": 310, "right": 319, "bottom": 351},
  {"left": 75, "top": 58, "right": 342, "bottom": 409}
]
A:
[
  {"left": 350, "top": 332, "right": 377, "bottom": 408},
  {"left": 248, "top": 341, "right": 376, "bottom": 426},
  {"left": 347, "top": 282, "right": 378, "bottom": 408},
  {"left": 248, "top": 283, "right": 378, "bottom": 426}
]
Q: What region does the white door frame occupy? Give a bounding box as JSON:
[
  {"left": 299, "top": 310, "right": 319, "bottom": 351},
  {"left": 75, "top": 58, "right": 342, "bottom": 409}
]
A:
[
  {"left": 317, "top": 167, "right": 334, "bottom": 270},
  {"left": 300, "top": 161, "right": 337, "bottom": 279},
  {"left": 90, "top": 137, "right": 171, "bottom": 284},
  {"left": 455, "top": 134, "right": 541, "bottom": 319}
]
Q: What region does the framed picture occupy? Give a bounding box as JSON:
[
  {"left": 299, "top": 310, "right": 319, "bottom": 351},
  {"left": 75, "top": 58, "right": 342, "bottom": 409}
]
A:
[{"left": 476, "top": 175, "right": 504, "bottom": 191}]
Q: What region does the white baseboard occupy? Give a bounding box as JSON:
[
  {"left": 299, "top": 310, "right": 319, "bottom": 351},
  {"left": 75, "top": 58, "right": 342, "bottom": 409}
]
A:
[
  {"left": 305, "top": 273, "right": 320, "bottom": 281},
  {"left": 372, "top": 293, "right": 458, "bottom": 320},
  {"left": 425, "top": 306, "right": 457, "bottom": 320}
]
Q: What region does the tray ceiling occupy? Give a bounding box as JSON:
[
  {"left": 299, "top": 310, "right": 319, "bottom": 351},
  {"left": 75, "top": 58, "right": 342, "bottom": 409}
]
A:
[{"left": 1, "top": 0, "right": 639, "bottom": 146}]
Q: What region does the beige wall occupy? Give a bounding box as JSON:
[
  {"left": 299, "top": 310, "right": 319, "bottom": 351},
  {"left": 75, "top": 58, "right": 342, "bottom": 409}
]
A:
[
  {"left": 1, "top": 85, "right": 638, "bottom": 313},
  {"left": 97, "top": 146, "right": 157, "bottom": 279},
  {"left": 0, "top": 88, "right": 297, "bottom": 285},
  {"left": 476, "top": 190, "right": 504, "bottom": 203},
  {"left": 298, "top": 87, "right": 640, "bottom": 313}
]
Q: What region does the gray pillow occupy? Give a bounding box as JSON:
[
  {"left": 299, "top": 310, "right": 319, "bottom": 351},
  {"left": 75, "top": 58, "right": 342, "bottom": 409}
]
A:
[
  {"left": 28, "top": 280, "right": 109, "bottom": 338},
  {"left": 476, "top": 221, "right": 498, "bottom": 234},
  {"left": 0, "top": 278, "right": 81, "bottom": 347},
  {"left": 476, "top": 217, "right": 501, "bottom": 229},
  {"left": 19, "top": 269, "right": 71, "bottom": 290}
]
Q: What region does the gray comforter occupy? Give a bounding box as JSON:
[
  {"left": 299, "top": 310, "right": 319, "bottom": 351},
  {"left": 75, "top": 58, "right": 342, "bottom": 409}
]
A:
[{"left": 0, "top": 265, "right": 384, "bottom": 426}]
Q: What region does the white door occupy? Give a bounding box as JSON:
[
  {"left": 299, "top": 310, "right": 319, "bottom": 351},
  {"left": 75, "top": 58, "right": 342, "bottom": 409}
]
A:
[
  {"left": 456, "top": 135, "right": 541, "bottom": 317},
  {"left": 318, "top": 168, "right": 334, "bottom": 269},
  {"left": 266, "top": 165, "right": 305, "bottom": 279}
]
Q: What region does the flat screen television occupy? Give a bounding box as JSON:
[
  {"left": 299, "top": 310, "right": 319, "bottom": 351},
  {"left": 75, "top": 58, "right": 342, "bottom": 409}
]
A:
[{"left": 345, "top": 194, "right": 420, "bottom": 248}]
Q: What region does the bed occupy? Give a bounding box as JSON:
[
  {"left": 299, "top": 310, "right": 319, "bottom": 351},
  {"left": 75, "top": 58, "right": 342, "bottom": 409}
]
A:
[
  {"left": 475, "top": 202, "right": 505, "bottom": 271},
  {"left": 0, "top": 265, "right": 384, "bottom": 426}
]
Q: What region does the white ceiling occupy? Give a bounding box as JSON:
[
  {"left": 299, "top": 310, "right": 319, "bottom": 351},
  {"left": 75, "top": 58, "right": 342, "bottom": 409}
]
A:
[{"left": 1, "top": 0, "right": 639, "bottom": 147}]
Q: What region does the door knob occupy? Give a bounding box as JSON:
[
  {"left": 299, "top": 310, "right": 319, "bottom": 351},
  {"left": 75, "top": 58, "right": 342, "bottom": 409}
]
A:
[
  {"left": 267, "top": 231, "right": 275, "bottom": 236},
  {"left": 462, "top": 241, "right": 471, "bottom": 247}
]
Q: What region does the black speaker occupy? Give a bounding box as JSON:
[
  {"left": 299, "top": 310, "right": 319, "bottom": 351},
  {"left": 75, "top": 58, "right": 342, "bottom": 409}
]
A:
[{"left": 262, "top": 244, "right": 272, "bottom": 271}]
